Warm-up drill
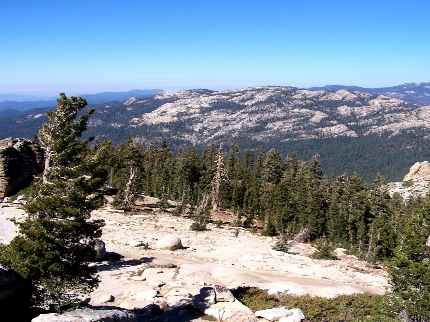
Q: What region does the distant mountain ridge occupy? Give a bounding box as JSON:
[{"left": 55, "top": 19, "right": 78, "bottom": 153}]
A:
[
  {"left": 311, "top": 82, "right": 430, "bottom": 105},
  {"left": 1, "top": 83, "right": 430, "bottom": 180},
  {"left": 0, "top": 89, "right": 161, "bottom": 112}
]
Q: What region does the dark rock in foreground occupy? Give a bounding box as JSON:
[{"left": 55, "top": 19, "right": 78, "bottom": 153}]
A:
[{"left": 0, "top": 138, "right": 44, "bottom": 198}]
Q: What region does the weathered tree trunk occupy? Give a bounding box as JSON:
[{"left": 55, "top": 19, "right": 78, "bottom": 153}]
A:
[
  {"left": 42, "top": 147, "right": 51, "bottom": 184},
  {"left": 211, "top": 150, "right": 225, "bottom": 212},
  {"left": 123, "top": 166, "right": 137, "bottom": 209},
  {"left": 366, "top": 225, "right": 374, "bottom": 261}
]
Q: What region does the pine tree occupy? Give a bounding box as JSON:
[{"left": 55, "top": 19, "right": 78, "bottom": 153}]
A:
[
  {"left": 366, "top": 176, "right": 396, "bottom": 260},
  {"left": 387, "top": 199, "right": 430, "bottom": 320},
  {"left": 113, "top": 139, "right": 143, "bottom": 211},
  {"left": 0, "top": 94, "right": 107, "bottom": 309}
]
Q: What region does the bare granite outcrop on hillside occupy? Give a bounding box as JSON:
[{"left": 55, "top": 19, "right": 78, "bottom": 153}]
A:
[{"left": 389, "top": 161, "right": 430, "bottom": 200}]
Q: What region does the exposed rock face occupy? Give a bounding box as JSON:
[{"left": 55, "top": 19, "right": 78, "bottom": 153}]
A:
[
  {"left": 0, "top": 138, "right": 43, "bottom": 198},
  {"left": 388, "top": 161, "right": 430, "bottom": 200},
  {"left": 404, "top": 161, "right": 430, "bottom": 182}
]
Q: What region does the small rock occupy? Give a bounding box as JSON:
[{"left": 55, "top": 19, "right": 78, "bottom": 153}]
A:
[
  {"left": 334, "top": 248, "right": 347, "bottom": 257},
  {"left": 279, "top": 308, "right": 306, "bottom": 322},
  {"left": 426, "top": 236, "right": 430, "bottom": 247},
  {"left": 94, "top": 239, "right": 106, "bottom": 260},
  {"left": 155, "top": 235, "right": 183, "bottom": 251},
  {"left": 213, "top": 284, "right": 235, "bottom": 302},
  {"left": 95, "top": 294, "right": 115, "bottom": 304},
  {"left": 255, "top": 306, "right": 291, "bottom": 321}
]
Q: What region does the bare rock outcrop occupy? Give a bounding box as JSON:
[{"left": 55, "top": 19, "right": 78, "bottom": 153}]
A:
[
  {"left": 388, "top": 161, "right": 430, "bottom": 200},
  {"left": 255, "top": 307, "right": 305, "bottom": 322},
  {"left": 404, "top": 161, "right": 430, "bottom": 182},
  {"left": 192, "top": 287, "right": 256, "bottom": 322},
  {"left": 0, "top": 138, "right": 44, "bottom": 198},
  {"left": 32, "top": 308, "right": 138, "bottom": 322}
]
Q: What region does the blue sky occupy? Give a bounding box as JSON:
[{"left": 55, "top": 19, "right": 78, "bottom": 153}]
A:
[{"left": 1, "top": 0, "right": 429, "bottom": 95}]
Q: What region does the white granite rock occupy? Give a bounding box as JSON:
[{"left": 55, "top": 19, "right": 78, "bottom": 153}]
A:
[
  {"left": 255, "top": 306, "right": 291, "bottom": 321},
  {"left": 155, "top": 235, "right": 182, "bottom": 250}
]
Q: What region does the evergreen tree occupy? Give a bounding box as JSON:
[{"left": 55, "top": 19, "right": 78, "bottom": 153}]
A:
[
  {"left": 0, "top": 94, "right": 107, "bottom": 309},
  {"left": 387, "top": 199, "right": 430, "bottom": 320},
  {"left": 366, "top": 176, "right": 396, "bottom": 260},
  {"left": 113, "top": 139, "right": 144, "bottom": 211}
]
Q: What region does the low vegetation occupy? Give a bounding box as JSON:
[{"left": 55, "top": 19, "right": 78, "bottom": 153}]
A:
[
  {"left": 311, "top": 237, "right": 338, "bottom": 260},
  {"left": 232, "top": 287, "right": 396, "bottom": 322}
]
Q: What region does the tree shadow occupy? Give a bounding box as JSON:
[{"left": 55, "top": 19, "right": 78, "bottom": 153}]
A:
[
  {"left": 153, "top": 304, "right": 206, "bottom": 322},
  {"left": 87, "top": 303, "right": 204, "bottom": 322},
  {"left": 153, "top": 287, "right": 214, "bottom": 322},
  {"left": 83, "top": 286, "right": 219, "bottom": 322},
  {"left": 96, "top": 256, "right": 154, "bottom": 272}
]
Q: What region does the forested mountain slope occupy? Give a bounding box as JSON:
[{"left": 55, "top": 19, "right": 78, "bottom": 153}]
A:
[{"left": 1, "top": 85, "right": 430, "bottom": 180}]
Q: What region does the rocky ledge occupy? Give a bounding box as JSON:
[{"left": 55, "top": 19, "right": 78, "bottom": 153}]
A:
[
  {"left": 0, "top": 138, "right": 44, "bottom": 198},
  {"left": 389, "top": 161, "right": 430, "bottom": 200}
]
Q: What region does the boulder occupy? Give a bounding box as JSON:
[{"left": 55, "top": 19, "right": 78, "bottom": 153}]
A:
[
  {"left": 155, "top": 235, "right": 182, "bottom": 250},
  {"left": 192, "top": 287, "right": 256, "bottom": 322},
  {"left": 213, "top": 284, "right": 235, "bottom": 302},
  {"left": 334, "top": 248, "right": 347, "bottom": 257},
  {"left": 255, "top": 306, "right": 291, "bottom": 321},
  {"left": 427, "top": 236, "right": 430, "bottom": 247},
  {"left": 0, "top": 138, "right": 44, "bottom": 198},
  {"left": 203, "top": 301, "right": 256, "bottom": 322},
  {"left": 94, "top": 239, "right": 106, "bottom": 260},
  {"left": 404, "top": 161, "right": 430, "bottom": 182},
  {"left": 14, "top": 195, "right": 26, "bottom": 204},
  {"left": 279, "top": 308, "right": 306, "bottom": 322},
  {"left": 192, "top": 287, "right": 216, "bottom": 312},
  {"left": 32, "top": 308, "right": 138, "bottom": 322}
]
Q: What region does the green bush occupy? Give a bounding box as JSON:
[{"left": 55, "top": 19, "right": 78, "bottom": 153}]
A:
[
  {"left": 272, "top": 241, "right": 289, "bottom": 253},
  {"left": 311, "top": 237, "right": 338, "bottom": 260},
  {"left": 232, "top": 287, "right": 397, "bottom": 321},
  {"left": 190, "top": 221, "right": 207, "bottom": 231}
]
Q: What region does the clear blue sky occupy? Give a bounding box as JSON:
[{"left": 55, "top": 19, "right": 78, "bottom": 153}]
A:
[{"left": 1, "top": 0, "right": 429, "bottom": 95}]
